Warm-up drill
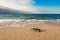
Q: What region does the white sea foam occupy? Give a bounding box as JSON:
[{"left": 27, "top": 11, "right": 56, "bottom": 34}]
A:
[{"left": 0, "top": 19, "right": 60, "bottom": 28}]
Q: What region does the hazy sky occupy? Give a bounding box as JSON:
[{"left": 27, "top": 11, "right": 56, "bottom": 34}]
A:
[{"left": 0, "top": 0, "right": 60, "bottom": 13}]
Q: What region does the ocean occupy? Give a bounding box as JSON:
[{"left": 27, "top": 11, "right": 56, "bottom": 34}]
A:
[
  {"left": 0, "top": 14, "right": 60, "bottom": 28},
  {"left": 0, "top": 14, "right": 60, "bottom": 19}
]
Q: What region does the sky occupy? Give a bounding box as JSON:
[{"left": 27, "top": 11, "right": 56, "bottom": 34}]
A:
[
  {"left": 0, "top": 0, "right": 60, "bottom": 13},
  {"left": 35, "top": 0, "right": 60, "bottom": 6}
]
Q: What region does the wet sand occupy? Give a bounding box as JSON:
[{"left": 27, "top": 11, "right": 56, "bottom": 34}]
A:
[{"left": 0, "top": 23, "right": 60, "bottom": 40}]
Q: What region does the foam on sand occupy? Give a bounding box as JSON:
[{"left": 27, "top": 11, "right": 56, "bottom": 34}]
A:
[{"left": 0, "top": 19, "right": 60, "bottom": 28}]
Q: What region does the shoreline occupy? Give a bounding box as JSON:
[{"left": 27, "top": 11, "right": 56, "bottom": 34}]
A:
[
  {"left": 0, "top": 23, "right": 60, "bottom": 40},
  {"left": 0, "top": 19, "right": 60, "bottom": 28},
  {"left": 0, "top": 19, "right": 60, "bottom": 40}
]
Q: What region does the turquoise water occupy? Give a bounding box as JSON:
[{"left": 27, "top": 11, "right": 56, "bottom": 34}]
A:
[{"left": 0, "top": 14, "right": 60, "bottom": 19}]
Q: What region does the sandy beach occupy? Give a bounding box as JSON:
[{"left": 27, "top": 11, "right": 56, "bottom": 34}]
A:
[{"left": 0, "top": 19, "right": 60, "bottom": 40}]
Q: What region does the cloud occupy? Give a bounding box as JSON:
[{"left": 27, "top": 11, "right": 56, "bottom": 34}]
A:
[
  {"left": 0, "top": 0, "right": 60, "bottom": 14},
  {"left": 0, "top": 0, "right": 39, "bottom": 13},
  {"left": 17, "top": 0, "right": 35, "bottom": 6},
  {"left": 0, "top": 0, "right": 35, "bottom": 6}
]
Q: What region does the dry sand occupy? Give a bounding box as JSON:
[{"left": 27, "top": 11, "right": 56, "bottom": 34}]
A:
[{"left": 0, "top": 23, "right": 60, "bottom": 40}]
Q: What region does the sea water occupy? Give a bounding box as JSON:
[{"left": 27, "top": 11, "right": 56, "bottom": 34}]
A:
[
  {"left": 0, "top": 14, "right": 60, "bottom": 19},
  {"left": 0, "top": 14, "right": 60, "bottom": 28}
]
